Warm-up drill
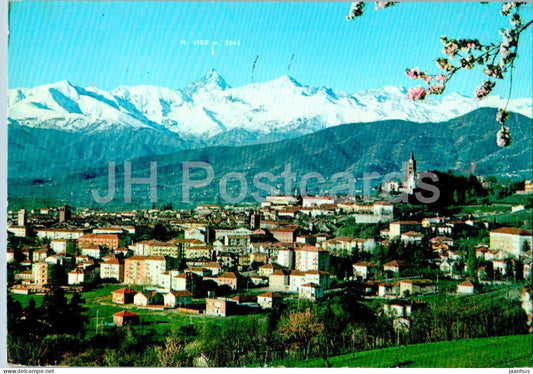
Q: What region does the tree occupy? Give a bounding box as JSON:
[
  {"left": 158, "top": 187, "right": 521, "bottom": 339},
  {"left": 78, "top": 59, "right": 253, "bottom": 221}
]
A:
[
  {"left": 346, "top": 2, "right": 532, "bottom": 147},
  {"left": 276, "top": 308, "right": 325, "bottom": 359}
]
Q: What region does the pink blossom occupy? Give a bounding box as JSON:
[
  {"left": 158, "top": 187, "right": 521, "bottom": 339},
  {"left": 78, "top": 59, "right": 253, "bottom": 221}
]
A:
[
  {"left": 346, "top": 2, "right": 365, "bottom": 20},
  {"left": 407, "top": 86, "right": 427, "bottom": 101},
  {"left": 405, "top": 68, "right": 419, "bottom": 80},
  {"left": 467, "top": 42, "right": 476, "bottom": 49},
  {"left": 429, "top": 84, "right": 445, "bottom": 95},
  {"left": 496, "top": 109, "right": 510, "bottom": 124},
  {"left": 435, "top": 75, "right": 446, "bottom": 83},
  {"left": 496, "top": 126, "right": 512, "bottom": 147}
]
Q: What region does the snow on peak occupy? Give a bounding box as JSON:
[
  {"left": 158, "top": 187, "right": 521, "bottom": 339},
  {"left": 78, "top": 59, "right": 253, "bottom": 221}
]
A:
[
  {"left": 265, "top": 74, "right": 302, "bottom": 88},
  {"left": 7, "top": 73, "right": 533, "bottom": 138},
  {"left": 186, "top": 69, "right": 230, "bottom": 96}
]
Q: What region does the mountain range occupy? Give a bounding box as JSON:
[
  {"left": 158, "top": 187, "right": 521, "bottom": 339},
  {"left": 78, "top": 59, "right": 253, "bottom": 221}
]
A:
[
  {"left": 8, "top": 70, "right": 533, "bottom": 179},
  {"left": 8, "top": 108, "right": 532, "bottom": 210}
]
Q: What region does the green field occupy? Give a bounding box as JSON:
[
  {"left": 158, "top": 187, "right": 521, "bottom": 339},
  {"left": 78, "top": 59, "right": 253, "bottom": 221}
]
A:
[
  {"left": 10, "top": 284, "right": 268, "bottom": 340},
  {"left": 277, "top": 334, "right": 532, "bottom": 368}
]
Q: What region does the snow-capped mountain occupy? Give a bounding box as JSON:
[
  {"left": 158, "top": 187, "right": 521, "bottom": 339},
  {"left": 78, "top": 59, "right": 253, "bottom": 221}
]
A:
[{"left": 8, "top": 69, "right": 532, "bottom": 140}]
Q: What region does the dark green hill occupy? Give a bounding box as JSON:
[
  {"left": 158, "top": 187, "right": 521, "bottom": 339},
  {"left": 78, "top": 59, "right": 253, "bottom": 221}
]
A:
[{"left": 8, "top": 108, "right": 532, "bottom": 209}]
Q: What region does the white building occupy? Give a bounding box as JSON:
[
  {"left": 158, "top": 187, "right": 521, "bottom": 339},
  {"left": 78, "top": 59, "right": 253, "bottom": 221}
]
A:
[
  {"left": 457, "top": 280, "right": 475, "bottom": 295},
  {"left": 489, "top": 227, "right": 532, "bottom": 258},
  {"left": 7, "top": 225, "right": 26, "bottom": 237},
  {"left": 294, "top": 245, "right": 330, "bottom": 272},
  {"left": 81, "top": 245, "right": 103, "bottom": 259},
  {"left": 302, "top": 196, "right": 335, "bottom": 208},
  {"left": 100, "top": 258, "right": 124, "bottom": 282},
  {"left": 298, "top": 283, "right": 324, "bottom": 300},
  {"left": 276, "top": 248, "right": 295, "bottom": 269},
  {"left": 144, "top": 255, "right": 166, "bottom": 286},
  {"left": 36, "top": 228, "right": 85, "bottom": 240}
]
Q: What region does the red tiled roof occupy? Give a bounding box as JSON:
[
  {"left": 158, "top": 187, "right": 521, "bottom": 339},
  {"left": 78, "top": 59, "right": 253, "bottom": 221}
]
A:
[
  {"left": 80, "top": 233, "right": 119, "bottom": 240},
  {"left": 353, "top": 261, "right": 375, "bottom": 267},
  {"left": 168, "top": 290, "right": 192, "bottom": 297},
  {"left": 458, "top": 280, "right": 474, "bottom": 287},
  {"left": 258, "top": 292, "right": 283, "bottom": 298},
  {"left": 220, "top": 272, "right": 237, "bottom": 279},
  {"left": 113, "top": 310, "right": 138, "bottom": 318},
  {"left": 112, "top": 287, "right": 135, "bottom": 294},
  {"left": 301, "top": 282, "right": 321, "bottom": 288},
  {"left": 492, "top": 227, "right": 532, "bottom": 236},
  {"left": 297, "top": 245, "right": 321, "bottom": 252},
  {"left": 146, "top": 255, "right": 166, "bottom": 261},
  {"left": 271, "top": 269, "right": 290, "bottom": 276}
]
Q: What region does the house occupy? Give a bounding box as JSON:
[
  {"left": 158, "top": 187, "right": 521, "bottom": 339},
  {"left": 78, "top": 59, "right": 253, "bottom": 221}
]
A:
[
  {"left": 457, "top": 280, "right": 475, "bottom": 295},
  {"left": 383, "top": 260, "right": 411, "bottom": 275},
  {"left": 214, "top": 272, "right": 239, "bottom": 290},
  {"left": 251, "top": 275, "right": 267, "bottom": 286},
  {"left": 111, "top": 288, "right": 136, "bottom": 304},
  {"left": 298, "top": 283, "right": 323, "bottom": 300},
  {"left": 257, "top": 292, "right": 283, "bottom": 309},
  {"left": 184, "top": 228, "right": 206, "bottom": 242},
  {"left": 269, "top": 269, "right": 290, "bottom": 292},
  {"left": 113, "top": 310, "right": 139, "bottom": 326},
  {"left": 352, "top": 262, "right": 376, "bottom": 280},
  {"left": 476, "top": 246, "right": 490, "bottom": 260},
  {"left": 389, "top": 221, "right": 421, "bottom": 238},
  {"left": 203, "top": 262, "right": 222, "bottom": 276},
  {"left": 422, "top": 217, "right": 445, "bottom": 229},
  {"left": 186, "top": 267, "right": 212, "bottom": 278},
  {"left": 399, "top": 279, "right": 436, "bottom": 296},
  {"left": 383, "top": 299, "right": 426, "bottom": 318},
  {"left": 205, "top": 298, "right": 236, "bottom": 317},
  {"left": 134, "top": 291, "right": 164, "bottom": 307},
  {"left": 430, "top": 236, "right": 454, "bottom": 247},
  {"left": 378, "top": 282, "right": 399, "bottom": 297},
  {"left": 489, "top": 227, "right": 533, "bottom": 258},
  {"left": 439, "top": 260, "right": 453, "bottom": 275},
  {"left": 171, "top": 272, "right": 200, "bottom": 294},
  {"left": 493, "top": 259, "right": 507, "bottom": 276},
  {"left": 230, "top": 295, "right": 258, "bottom": 305},
  {"left": 164, "top": 290, "right": 193, "bottom": 308},
  {"left": 305, "top": 270, "right": 330, "bottom": 289},
  {"left": 32, "top": 248, "right": 49, "bottom": 263},
  {"left": 68, "top": 267, "right": 95, "bottom": 285},
  {"left": 400, "top": 231, "right": 424, "bottom": 244}
]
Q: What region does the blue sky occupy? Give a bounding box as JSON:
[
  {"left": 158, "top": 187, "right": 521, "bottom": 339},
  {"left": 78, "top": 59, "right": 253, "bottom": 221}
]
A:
[{"left": 8, "top": 1, "right": 533, "bottom": 98}]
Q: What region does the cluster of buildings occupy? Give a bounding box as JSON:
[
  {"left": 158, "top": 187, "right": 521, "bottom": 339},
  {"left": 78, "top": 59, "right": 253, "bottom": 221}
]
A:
[{"left": 6, "top": 173, "right": 532, "bottom": 320}]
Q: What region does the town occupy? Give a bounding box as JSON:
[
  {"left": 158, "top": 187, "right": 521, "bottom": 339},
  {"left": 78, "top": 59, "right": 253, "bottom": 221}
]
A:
[{"left": 6, "top": 153, "right": 533, "bottom": 367}]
